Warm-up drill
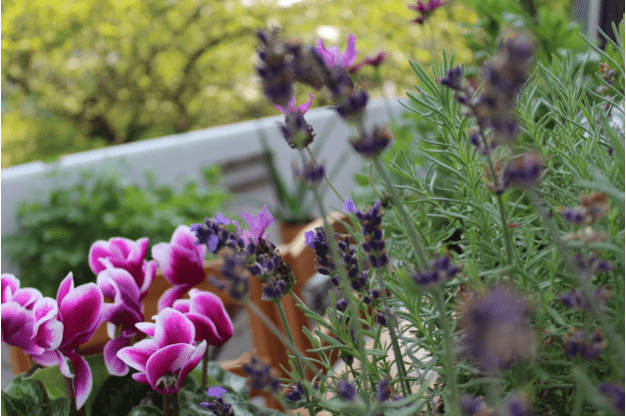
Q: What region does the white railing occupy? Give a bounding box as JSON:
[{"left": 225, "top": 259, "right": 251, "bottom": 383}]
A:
[{"left": 1, "top": 97, "right": 409, "bottom": 272}]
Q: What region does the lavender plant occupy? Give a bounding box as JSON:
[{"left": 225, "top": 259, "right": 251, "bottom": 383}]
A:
[{"left": 2, "top": 14, "right": 623, "bottom": 417}]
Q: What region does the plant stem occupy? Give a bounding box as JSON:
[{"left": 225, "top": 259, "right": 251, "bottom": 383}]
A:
[
  {"left": 528, "top": 189, "right": 625, "bottom": 369},
  {"left": 312, "top": 187, "right": 373, "bottom": 411},
  {"left": 245, "top": 302, "right": 318, "bottom": 375},
  {"left": 164, "top": 391, "right": 169, "bottom": 416},
  {"left": 373, "top": 269, "right": 411, "bottom": 397},
  {"left": 64, "top": 376, "right": 77, "bottom": 416},
  {"left": 202, "top": 348, "right": 209, "bottom": 387},
  {"left": 172, "top": 392, "right": 179, "bottom": 416},
  {"left": 305, "top": 145, "right": 344, "bottom": 203},
  {"left": 372, "top": 157, "right": 428, "bottom": 269},
  {"left": 435, "top": 289, "right": 461, "bottom": 416},
  {"left": 276, "top": 299, "right": 316, "bottom": 416}
]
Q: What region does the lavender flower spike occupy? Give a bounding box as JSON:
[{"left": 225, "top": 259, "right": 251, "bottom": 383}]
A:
[{"left": 316, "top": 34, "right": 357, "bottom": 68}]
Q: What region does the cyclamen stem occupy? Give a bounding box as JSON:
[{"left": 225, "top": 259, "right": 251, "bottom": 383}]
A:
[
  {"left": 305, "top": 145, "right": 345, "bottom": 203},
  {"left": 164, "top": 391, "right": 169, "bottom": 416},
  {"left": 435, "top": 289, "right": 461, "bottom": 416},
  {"left": 312, "top": 186, "right": 373, "bottom": 410},
  {"left": 275, "top": 299, "right": 316, "bottom": 416},
  {"left": 64, "top": 376, "right": 78, "bottom": 416},
  {"left": 172, "top": 391, "right": 179, "bottom": 416},
  {"left": 528, "top": 189, "right": 625, "bottom": 370},
  {"left": 372, "top": 156, "right": 428, "bottom": 269},
  {"left": 372, "top": 269, "right": 411, "bottom": 397},
  {"left": 202, "top": 348, "right": 209, "bottom": 387}
]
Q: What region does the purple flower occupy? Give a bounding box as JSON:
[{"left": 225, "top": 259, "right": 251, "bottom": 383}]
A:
[
  {"left": 353, "top": 201, "right": 388, "bottom": 269},
  {"left": 192, "top": 214, "right": 243, "bottom": 254},
  {"left": 412, "top": 255, "right": 460, "bottom": 288},
  {"left": 599, "top": 383, "right": 625, "bottom": 414},
  {"left": 501, "top": 391, "right": 531, "bottom": 415},
  {"left": 375, "top": 378, "right": 392, "bottom": 402},
  {"left": 96, "top": 267, "right": 144, "bottom": 376},
  {"left": 337, "top": 379, "right": 356, "bottom": 401},
  {"left": 293, "top": 160, "right": 325, "bottom": 187},
  {"left": 171, "top": 289, "right": 234, "bottom": 347},
  {"left": 1, "top": 275, "right": 45, "bottom": 353},
  {"left": 315, "top": 34, "right": 357, "bottom": 69},
  {"left": 242, "top": 356, "right": 281, "bottom": 392},
  {"left": 458, "top": 285, "right": 533, "bottom": 372},
  {"left": 461, "top": 395, "right": 490, "bottom": 415},
  {"left": 439, "top": 66, "right": 463, "bottom": 90},
  {"left": 200, "top": 386, "right": 234, "bottom": 415},
  {"left": 409, "top": 0, "right": 447, "bottom": 24},
  {"left": 563, "top": 329, "right": 607, "bottom": 360},
  {"left": 28, "top": 273, "right": 104, "bottom": 410},
  {"left": 152, "top": 225, "right": 207, "bottom": 311},
  {"left": 502, "top": 152, "right": 545, "bottom": 189},
  {"left": 286, "top": 382, "right": 304, "bottom": 402},
  {"left": 273, "top": 93, "right": 314, "bottom": 115},
  {"left": 117, "top": 308, "right": 207, "bottom": 394},
  {"left": 256, "top": 28, "right": 295, "bottom": 108},
  {"left": 336, "top": 90, "right": 369, "bottom": 123},
  {"left": 240, "top": 205, "right": 274, "bottom": 245},
  {"left": 560, "top": 206, "right": 587, "bottom": 225},
  {"left": 350, "top": 125, "right": 393, "bottom": 158},
  {"left": 88, "top": 237, "right": 157, "bottom": 298},
  {"left": 344, "top": 198, "right": 357, "bottom": 213}
]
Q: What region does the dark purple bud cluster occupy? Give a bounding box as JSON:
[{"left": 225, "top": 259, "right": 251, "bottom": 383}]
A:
[
  {"left": 335, "top": 90, "right": 369, "bottom": 124},
  {"left": 461, "top": 395, "right": 493, "bottom": 416},
  {"left": 563, "top": 329, "right": 608, "bottom": 360},
  {"left": 350, "top": 125, "right": 393, "bottom": 159},
  {"left": 242, "top": 356, "right": 281, "bottom": 393},
  {"left": 211, "top": 250, "right": 251, "bottom": 302},
  {"left": 252, "top": 239, "right": 296, "bottom": 302},
  {"left": 560, "top": 206, "right": 587, "bottom": 225},
  {"left": 192, "top": 217, "right": 245, "bottom": 254},
  {"left": 353, "top": 201, "right": 389, "bottom": 268},
  {"left": 412, "top": 255, "right": 460, "bottom": 287},
  {"left": 305, "top": 227, "right": 338, "bottom": 279},
  {"left": 200, "top": 388, "right": 235, "bottom": 417},
  {"left": 560, "top": 286, "right": 610, "bottom": 311},
  {"left": 375, "top": 378, "right": 393, "bottom": 402},
  {"left": 502, "top": 151, "right": 545, "bottom": 189},
  {"left": 572, "top": 253, "right": 613, "bottom": 280},
  {"left": 376, "top": 312, "right": 387, "bottom": 326},
  {"left": 256, "top": 28, "right": 296, "bottom": 108},
  {"left": 285, "top": 381, "right": 305, "bottom": 402},
  {"left": 440, "top": 66, "right": 463, "bottom": 90},
  {"left": 501, "top": 392, "right": 531, "bottom": 416},
  {"left": 293, "top": 160, "right": 325, "bottom": 187},
  {"left": 409, "top": 0, "right": 447, "bottom": 24},
  {"left": 458, "top": 286, "right": 533, "bottom": 372},
  {"left": 281, "top": 112, "right": 316, "bottom": 149},
  {"left": 599, "top": 382, "right": 625, "bottom": 414},
  {"left": 337, "top": 379, "right": 356, "bottom": 402}
]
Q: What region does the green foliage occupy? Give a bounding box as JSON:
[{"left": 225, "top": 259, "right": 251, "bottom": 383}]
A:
[
  {"left": 1, "top": 0, "right": 477, "bottom": 167},
  {"left": 2, "top": 165, "right": 231, "bottom": 297},
  {"left": 1, "top": 374, "right": 70, "bottom": 416}
]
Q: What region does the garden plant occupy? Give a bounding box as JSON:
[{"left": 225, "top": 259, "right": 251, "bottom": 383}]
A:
[{"left": 1, "top": 5, "right": 624, "bottom": 417}]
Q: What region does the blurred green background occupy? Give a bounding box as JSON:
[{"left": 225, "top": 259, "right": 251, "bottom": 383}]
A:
[{"left": 1, "top": 0, "right": 479, "bottom": 168}]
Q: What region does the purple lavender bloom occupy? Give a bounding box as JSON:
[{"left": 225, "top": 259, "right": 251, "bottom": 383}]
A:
[
  {"left": 501, "top": 392, "right": 531, "bottom": 415},
  {"left": 200, "top": 386, "right": 234, "bottom": 416},
  {"left": 376, "top": 312, "right": 387, "bottom": 326},
  {"left": 350, "top": 125, "right": 393, "bottom": 158},
  {"left": 337, "top": 379, "right": 356, "bottom": 402},
  {"left": 375, "top": 378, "right": 392, "bottom": 402},
  {"left": 293, "top": 160, "right": 325, "bottom": 187},
  {"left": 315, "top": 34, "right": 358, "bottom": 69},
  {"left": 461, "top": 395, "right": 491, "bottom": 415},
  {"left": 285, "top": 382, "right": 304, "bottom": 402},
  {"left": 409, "top": 0, "right": 447, "bottom": 24},
  {"left": 256, "top": 28, "right": 294, "bottom": 108},
  {"left": 563, "top": 329, "right": 607, "bottom": 360},
  {"left": 306, "top": 227, "right": 338, "bottom": 279},
  {"left": 502, "top": 151, "right": 545, "bottom": 189},
  {"left": 242, "top": 356, "right": 281, "bottom": 393},
  {"left": 560, "top": 286, "right": 610, "bottom": 311},
  {"left": 599, "top": 383, "right": 625, "bottom": 414},
  {"left": 412, "top": 255, "right": 460, "bottom": 288},
  {"left": 561, "top": 206, "right": 586, "bottom": 225},
  {"left": 275, "top": 94, "right": 316, "bottom": 149},
  {"left": 458, "top": 286, "right": 533, "bottom": 372},
  {"left": 440, "top": 66, "right": 463, "bottom": 90},
  {"left": 336, "top": 90, "right": 369, "bottom": 123}
]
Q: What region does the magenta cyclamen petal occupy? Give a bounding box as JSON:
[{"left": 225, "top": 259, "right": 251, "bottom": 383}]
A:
[
  {"left": 58, "top": 282, "right": 103, "bottom": 352},
  {"left": 56, "top": 273, "right": 75, "bottom": 307},
  {"left": 135, "top": 322, "right": 156, "bottom": 337},
  {"left": 1, "top": 273, "right": 20, "bottom": 303},
  {"left": 170, "top": 226, "right": 207, "bottom": 261},
  {"left": 139, "top": 260, "right": 157, "bottom": 296},
  {"left": 154, "top": 308, "right": 195, "bottom": 348},
  {"left": 31, "top": 300, "right": 64, "bottom": 351},
  {"left": 116, "top": 338, "right": 158, "bottom": 373},
  {"left": 104, "top": 336, "right": 131, "bottom": 376},
  {"left": 68, "top": 352, "right": 92, "bottom": 410},
  {"left": 152, "top": 243, "right": 205, "bottom": 287},
  {"left": 145, "top": 343, "right": 196, "bottom": 394},
  {"left": 100, "top": 268, "right": 142, "bottom": 313},
  {"left": 184, "top": 313, "right": 222, "bottom": 345},
  {"left": 188, "top": 290, "right": 233, "bottom": 344},
  {"left": 158, "top": 284, "right": 192, "bottom": 312},
  {"left": 132, "top": 372, "right": 150, "bottom": 385},
  {"left": 172, "top": 299, "right": 191, "bottom": 314},
  {"left": 1, "top": 302, "right": 44, "bottom": 355},
  {"left": 12, "top": 287, "right": 43, "bottom": 309}
]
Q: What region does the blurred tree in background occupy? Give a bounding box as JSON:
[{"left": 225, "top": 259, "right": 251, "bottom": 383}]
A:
[{"left": 1, "top": 0, "right": 477, "bottom": 167}]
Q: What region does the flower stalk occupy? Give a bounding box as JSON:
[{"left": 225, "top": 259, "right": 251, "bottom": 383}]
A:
[{"left": 435, "top": 288, "right": 461, "bottom": 415}]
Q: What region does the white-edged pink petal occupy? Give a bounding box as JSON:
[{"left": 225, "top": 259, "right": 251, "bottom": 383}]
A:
[
  {"left": 116, "top": 338, "right": 158, "bottom": 373},
  {"left": 132, "top": 372, "right": 149, "bottom": 385},
  {"left": 31, "top": 297, "right": 63, "bottom": 350},
  {"left": 103, "top": 336, "right": 131, "bottom": 376},
  {"left": 172, "top": 298, "right": 191, "bottom": 314},
  {"left": 1, "top": 302, "right": 45, "bottom": 355},
  {"left": 68, "top": 352, "right": 92, "bottom": 410},
  {"left": 56, "top": 273, "right": 75, "bottom": 308},
  {"left": 151, "top": 243, "right": 205, "bottom": 287},
  {"left": 12, "top": 287, "right": 43, "bottom": 309},
  {"left": 135, "top": 322, "right": 156, "bottom": 337},
  {"left": 154, "top": 308, "right": 195, "bottom": 348},
  {"left": 158, "top": 284, "right": 192, "bottom": 312},
  {"left": 58, "top": 283, "right": 103, "bottom": 352},
  {"left": 1, "top": 274, "right": 20, "bottom": 303},
  {"left": 188, "top": 289, "right": 233, "bottom": 345}
]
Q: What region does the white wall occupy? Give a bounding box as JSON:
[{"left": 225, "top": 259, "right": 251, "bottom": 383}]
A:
[{"left": 1, "top": 97, "right": 407, "bottom": 273}]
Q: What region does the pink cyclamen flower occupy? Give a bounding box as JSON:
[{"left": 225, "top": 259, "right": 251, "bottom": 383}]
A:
[
  {"left": 117, "top": 308, "right": 207, "bottom": 394},
  {"left": 171, "top": 289, "right": 234, "bottom": 347},
  {"left": 240, "top": 205, "right": 274, "bottom": 244},
  {"left": 89, "top": 237, "right": 157, "bottom": 298},
  {"left": 1, "top": 274, "right": 44, "bottom": 351},
  {"left": 152, "top": 225, "right": 207, "bottom": 311},
  {"left": 316, "top": 34, "right": 357, "bottom": 68},
  {"left": 97, "top": 267, "right": 144, "bottom": 376},
  {"left": 29, "top": 273, "right": 103, "bottom": 410},
  {"left": 273, "top": 93, "right": 315, "bottom": 115}
]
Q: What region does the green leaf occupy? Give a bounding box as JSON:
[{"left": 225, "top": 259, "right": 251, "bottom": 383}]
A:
[
  {"left": 47, "top": 397, "right": 71, "bottom": 416},
  {"left": 1, "top": 375, "right": 46, "bottom": 415},
  {"left": 127, "top": 405, "right": 164, "bottom": 416},
  {"left": 177, "top": 389, "right": 214, "bottom": 416}
]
